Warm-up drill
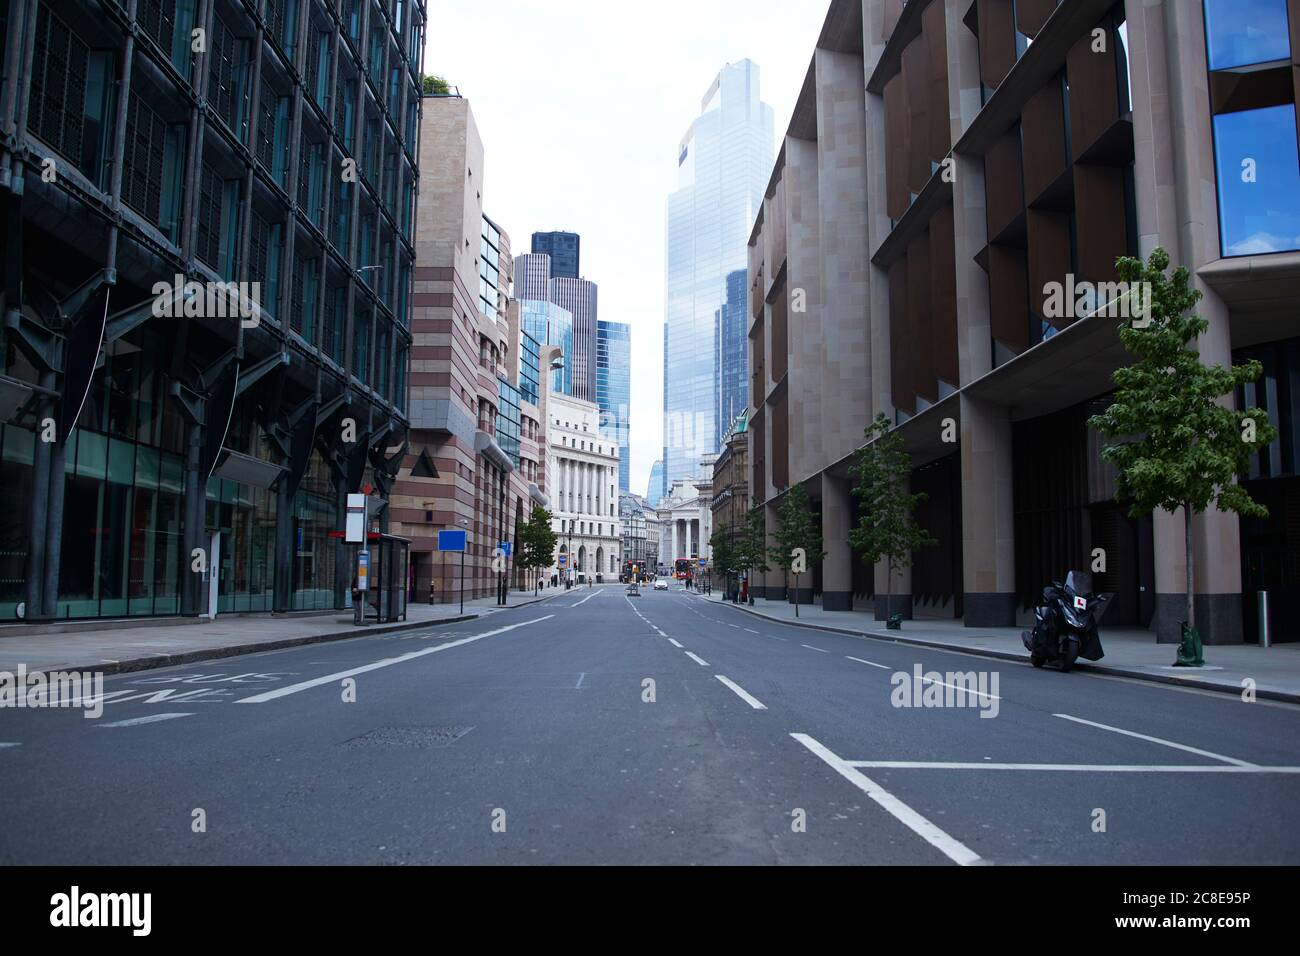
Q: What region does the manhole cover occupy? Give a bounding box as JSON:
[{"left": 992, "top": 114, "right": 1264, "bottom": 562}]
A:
[{"left": 342, "top": 726, "right": 474, "bottom": 748}]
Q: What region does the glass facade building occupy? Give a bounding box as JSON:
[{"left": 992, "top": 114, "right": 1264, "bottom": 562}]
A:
[
  {"left": 531, "top": 231, "right": 581, "bottom": 279},
  {"left": 1, "top": 0, "right": 423, "bottom": 621},
  {"left": 1204, "top": 0, "right": 1300, "bottom": 256},
  {"left": 596, "top": 320, "right": 631, "bottom": 495},
  {"left": 715, "top": 269, "right": 748, "bottom": 448},
  {"left": 664, "top": 60, "right": 773, "bottom": 493},
  {"left": 520, "top": 298, "right": 575, "bottom": 396}
]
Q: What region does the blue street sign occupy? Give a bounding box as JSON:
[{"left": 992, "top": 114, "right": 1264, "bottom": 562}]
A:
[
  {"left": 437, "top": 530, "right": 467, "bottom": 553},
  {"left": 499, "top": 542, "right": 512, "bottom": 558}
]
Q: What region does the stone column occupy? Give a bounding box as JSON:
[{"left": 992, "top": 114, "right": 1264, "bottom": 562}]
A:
[
  {"left": 821, "top": 472, "right": 854, "bottom": 611},
  {"left": 960, "top": 393, "right": 1016, "bottom": 625},
  {"left": 764, "top": 500, "right": 786, "bottom": 600}
]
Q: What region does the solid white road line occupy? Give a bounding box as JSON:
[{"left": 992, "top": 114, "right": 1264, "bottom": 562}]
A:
[
  {"left": 571, "top": 591, "right": 601, "bottom": 607},
  {"left": 97, "top": 713, "right": 195, "bottom": 728},
  {"left": 684, "top": 651, "right": 710, "bottom": 667},
  {"left": 0, "top": 742, "right": 22, "bottom": 748},
  {"left": 919, "top": 674, "right": 1001, "bottom": 701},
  {"left": 667, "top": 638, "right": 683, "bottom": 648},
  {"left": 801, "top": 644, "right": 829, "bottom": 654},
  {"left": 236, "top": 616, "right": 554, "bottom": 703},
  {"left": 844, "top": 761, "right": 1300, "bottom": 773},
  {"left": 1053, "top": 713, "right": 1255, "bottom": 767},
  {"left": 791, "top": 733, "right": 984, "bottom": 867},
  {"left": 846, "top": 656, "right": 891, "bottom": 669},
  {"left": 715, "top": 675, "right": 767, "bottom": 710}
]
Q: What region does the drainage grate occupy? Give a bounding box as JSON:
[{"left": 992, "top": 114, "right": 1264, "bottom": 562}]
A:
[{"left": 341, "top": 726, "right": 474, "bottom": 749}]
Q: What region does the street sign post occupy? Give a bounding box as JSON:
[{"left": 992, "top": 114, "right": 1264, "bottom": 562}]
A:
[{"left": 438, "top": 530, "right": 468, "bottom": 614}]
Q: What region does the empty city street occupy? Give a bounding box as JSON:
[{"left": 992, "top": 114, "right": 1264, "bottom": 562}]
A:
[{"left": 3, "top": 584, "right": 1297, "bottom": 866}]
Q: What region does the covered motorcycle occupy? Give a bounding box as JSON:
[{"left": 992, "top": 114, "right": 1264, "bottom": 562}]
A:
[{"left": 1021, "top": 570, "right": 1113, "bottom": 672}]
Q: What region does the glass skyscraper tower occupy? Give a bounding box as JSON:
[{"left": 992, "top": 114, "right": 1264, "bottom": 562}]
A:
[
  {"left": 597, "top": 320, "right": 632, "bottom": 495},
  {"left": 662, "top": 60, "right": 773, "bottom": 500}
]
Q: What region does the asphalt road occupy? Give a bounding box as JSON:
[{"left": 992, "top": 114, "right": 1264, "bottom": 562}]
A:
[{"left": 2, "top": 584, "right": 1298, "bottom": 865}]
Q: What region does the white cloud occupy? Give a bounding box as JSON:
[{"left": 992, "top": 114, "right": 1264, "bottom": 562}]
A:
[{"left": 426, "top": 0, "right": 830, "bottom": 492}]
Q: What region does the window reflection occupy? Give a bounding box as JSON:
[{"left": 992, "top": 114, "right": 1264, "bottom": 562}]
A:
[
  {"left": 1204, "top": 0, "right": 1291, "bottom": 70},
  {"left": 1213, "top": 105, "right": 1300, "bottom": 256}
]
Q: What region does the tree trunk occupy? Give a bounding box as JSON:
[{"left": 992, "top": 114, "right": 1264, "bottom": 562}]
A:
[{"left": 1184, "top": 502, "right": 1195, "bottom": 628}]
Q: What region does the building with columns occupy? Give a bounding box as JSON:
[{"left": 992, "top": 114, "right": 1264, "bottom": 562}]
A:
[
  {"left": 747, "top": 0, "right": 1300, "bottom": 644},
  {"left": 656, "top": 470, "right": 714, "bottom": 573},
  {"left": 547, "top": 392, "right": 622, "bottom": 582}
]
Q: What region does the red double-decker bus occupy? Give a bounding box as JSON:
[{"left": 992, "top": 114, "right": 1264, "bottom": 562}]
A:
[{"left": 674, "top": 558, "right": 694, "bottom": 580}]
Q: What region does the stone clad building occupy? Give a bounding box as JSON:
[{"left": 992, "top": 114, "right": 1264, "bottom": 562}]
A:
[{"left": 748, "top": 0, "right": 1300, "bottom": 644}]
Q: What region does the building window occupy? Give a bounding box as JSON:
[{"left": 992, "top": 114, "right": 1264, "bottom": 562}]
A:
[
  {"left": 28, "top": 8, "right": 117, "bottom": 191},
  {"left": 1204, "top": 1, "right": 1300, "bottom": 260},
  {"left": 1204, "top": 0, "right": 1291, "bottom": 70},
  {"left": 1213, "top": 105, "right": 1300, "bottom": 255}
]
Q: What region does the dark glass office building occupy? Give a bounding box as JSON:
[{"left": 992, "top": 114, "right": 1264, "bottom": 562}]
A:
[
  {"left": 0, "top": 0, "right": 424, "bottom": 620},
  {"left": 530, "top": 230, "right": 580, "bottom": 279},
  {"left": 715, "top": 268, "right": 747, "bottom": 451}
]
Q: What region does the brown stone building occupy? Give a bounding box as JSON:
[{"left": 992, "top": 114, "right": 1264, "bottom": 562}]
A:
[
  {"left": 390, "top": 94, "right": 547, "bottom": 602},
  {"left": 748, "top": 0, "right": 1300, "bottom": 643},
  {"left": 711, "top": 411, "right": 750, "bottom": 569}
]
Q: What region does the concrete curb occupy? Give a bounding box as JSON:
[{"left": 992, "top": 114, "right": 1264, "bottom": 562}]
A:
[
  {"left": 21, "top": 592, "right": 562, "bottom": 678},
  {"left": 702, "top": 595, "right": 1300, "bottom": 705}
]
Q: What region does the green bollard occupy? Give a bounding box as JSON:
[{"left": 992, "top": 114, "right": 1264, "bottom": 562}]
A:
[{"left": 1173, "top": 621, "right": 1204, "bottom": 667}]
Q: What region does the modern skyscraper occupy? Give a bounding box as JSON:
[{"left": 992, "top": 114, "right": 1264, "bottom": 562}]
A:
[
  {"left": 532, "top": 231, "right": 581, "bottom": 279},
  {"left": 715, "top": 268, "right": 749, "bottom": 446},
  {"left": 517, "top": 297, "right": 575, "bottom": 396},
  {"left": 550, "top": 276, "right": 599, "bottom": 403},
  {"left": 647, "top": 460, "right": 665, "bottom": 505},
  {"left": 597, "top": 320, "right": 632, "bottom": 495},
  {"left": 664, "top": 60, "right": 774, "bottom": 493},
  {"left": 514, "top": 252, "right": 553, "bottom": 301},
  {"left": 0, "top": 0, "right": 425, "bottom": 621}
]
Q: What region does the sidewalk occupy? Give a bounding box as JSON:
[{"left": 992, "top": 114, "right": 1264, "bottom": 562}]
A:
[
  {"left": 697, "top": 593, "right": 1300, "bottom": 703},
  {"left": 0, "top": 588, "right": 566, "bottom": 677}
]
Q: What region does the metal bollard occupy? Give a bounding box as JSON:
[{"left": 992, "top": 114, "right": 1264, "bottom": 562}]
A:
[{"left": 1258, "top": 590, "right": 1271, "bottom": 648}]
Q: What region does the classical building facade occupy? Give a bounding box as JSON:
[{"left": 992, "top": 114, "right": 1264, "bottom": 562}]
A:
[
  {"left": 547, "top": 392, "right": 621, "bottom": 582},
  {"left": 656, "top": 470, "right": 714, "bottom": 573},
  {"left": 748, "top": 0, "right": 1300, "bottom": 643},
  {"left": 0, "top": 0, "right": 424, "bottom": 621}
]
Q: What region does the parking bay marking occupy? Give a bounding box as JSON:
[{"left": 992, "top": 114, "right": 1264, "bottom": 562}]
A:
[
  {"left": 235, "top": 617, "right": 554, "bottom": 703},
  {"left": 790, "top": 733, "right": 984, "bottom": 867},
  {"left": 1053, "top": 713, "right": 1255, "bottom": 767}
]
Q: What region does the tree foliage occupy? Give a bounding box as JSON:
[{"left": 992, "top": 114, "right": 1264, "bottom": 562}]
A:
[
  {"left": 708, "top": 527, "right": 741, "bottom": 579},
  {"left": 848, "top": 412, "right": 936, "bottom": 573},
  {"left": 769, "top": 484, "right": 825, "bottom": 573},
  {"left": 421, "top": 74, "right": 451, "bottom": 95},
  {"left": 516, "top": 507, "right": 558, "bottom": 594},
  {"left": 735, "top": 505, "right": 770, "bottom": 576},
  {"left": 1087, "top": 247, "right": 1275, "bottom": 627}
]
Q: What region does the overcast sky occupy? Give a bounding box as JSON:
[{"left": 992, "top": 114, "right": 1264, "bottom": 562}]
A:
[{"left": 426, "top": 0, "right": 831, "bottom": 495}]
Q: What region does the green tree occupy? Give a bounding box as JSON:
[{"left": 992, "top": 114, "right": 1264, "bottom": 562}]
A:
[
  {"left": 517, "top": 506, "right": 559, "bottom": 595},
  {"left": 1088, "top": 247, "right": 1275, "bottom": 633},
  {"left": 421, "top": 74, "right": 451, "bottom": 95},
  {"left": 769, "top": 484, "right": 825, "bottom": 617},
  {"left": 735, "top": 506, "right": 770, "bottom": 602},
  {"left": 848, "top": 412, "right": 936, "bottom": 624},
  {"left": 708, "top": 527, "right": 740, "bottom": 596}
]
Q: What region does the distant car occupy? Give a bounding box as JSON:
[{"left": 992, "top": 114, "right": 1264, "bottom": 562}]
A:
[{"left": 653, "top": 580, "right": 669, "bottom": 591}]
